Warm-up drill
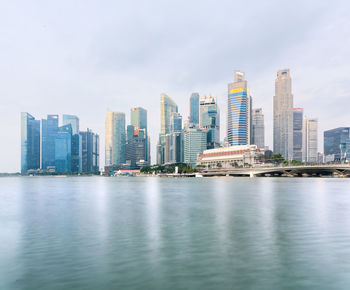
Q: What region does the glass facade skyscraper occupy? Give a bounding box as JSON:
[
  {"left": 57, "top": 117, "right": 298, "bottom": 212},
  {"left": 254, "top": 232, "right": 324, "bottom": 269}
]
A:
[
  {"left": 80, "top": 129, "right": 99, "bottom": 173},
  {"left": 158, "top": 94, "right": 178, "bottom": 164},
  {"left": 273, "top": 69, "right": 293, "bottom": 160},
  {"left": 324, "top": 127, "right": 350, "bottom": 161},
  {"left": 199, "top": 96, "right": 220, "bottom": 149},
  {"left": 42, "top": 114, "right": 59, "bottom": 170},
  {"left": 184, "top": 128, "right": 207, "bottom": 167},
  {"left": 293, "top": 108, "right": 303, "bottom": 161},
  {"left": 251, "top": 108, "right": 265, "bottom": 149},
  {"left": 130, "top": 107, "right": 149, "bottom": 163},
  {"left": 62, "top": 114, "right": 79, "bottom": 135},
  {"left": 55, "top": 124, "right": 72, "bottom": 172},
  {"left": 63, "top": 114, "right": 81, "bottom": 172},
  {"left": 190, "top": 93, "right": 200, "bottom": 125},
  {"left": 21, "top": 112, "right": 40, "bottom": 174},
  {"left": 105, "top": 112, "right": 126, "bottom": 166},
  {"left": 227, "top": 71, "right": 251, "bottom": 146},
  {"left": 303, "top": 118, "right": 318, "bottom": 162}
]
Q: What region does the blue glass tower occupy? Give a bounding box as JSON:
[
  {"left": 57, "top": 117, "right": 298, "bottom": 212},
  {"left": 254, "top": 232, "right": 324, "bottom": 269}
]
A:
[
  {"left": 63, "top": 114, "right": 81, "bottom": 172},
  {"left": 42, "top": 115, "right": 59, "bottom": 170},
  {"left": 55, "top": 124, "right": 72, "bottom": 172},
  {"left": 227, "top": 71, "right": 250, "bottom": 146},
  {"left": 190, "top": 93, "right": 199, "bottom": 125},
  {"left": 21, "top": 112, "right": 40, "bottom": 174}
]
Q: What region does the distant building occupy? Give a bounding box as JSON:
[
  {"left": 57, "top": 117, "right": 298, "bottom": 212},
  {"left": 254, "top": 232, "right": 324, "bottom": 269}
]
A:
[
  {"left": 55, "top": 124, "right": 72, "bottom": 172},
  {"left": 63, "top": 114, "right": 81, "bottom": 172},
  {"left": 274, "top": 69, "right": 293, "bottom": 160},
  {"left": 105, "top": 112, "right": 126, "bottom": 166},
  {"left": 131, "top": 107, "right": 150, "bottom": 163},
  {"left": 251, "top": 108, "right": 265, "bottom": 149},
  {"left": 293, "top": 108, "right": 303, "bottom": 161},
  {"left": 184, "top": 128, "right": 207, "bottom": 167},
  {"left": 324, "top": 127, "right": 350, "bottom": 161},
  {"left": 227, "top": 71, "right": 251, "bottom": 146},
  {"left": 41, "top": 114, "right": 59, "bottom": 170},
  {"left": 21, "top": 112, "right": 40, "bottom": 174},
  {"left": 190, "top": 92, "right": 200, "bottom": 125},
  {"left": 80, "top": 129, "right": 99, "bottom": 173},
  {"left": 125, "top": 125, "right": 148, "bottom": 169},
  {"left": 199, "top": 95, "right": 220, "bottom": 149},
  {"left": 158, "top": 94, "right": 178, "bottom": 164},
  {"left": 303, "top": 118, "right": 318, "bottom": 162},
  {"left": 197, "top": 145, "right": 264, "bottom": 168},
  {"left": 170, "top": 112, "right": 182, "bottom": 133}
]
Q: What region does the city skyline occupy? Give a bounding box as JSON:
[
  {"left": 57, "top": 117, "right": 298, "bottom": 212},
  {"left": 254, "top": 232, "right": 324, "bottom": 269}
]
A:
[{"left": 2, "top": 0, "right": 350, "bottom": 172}]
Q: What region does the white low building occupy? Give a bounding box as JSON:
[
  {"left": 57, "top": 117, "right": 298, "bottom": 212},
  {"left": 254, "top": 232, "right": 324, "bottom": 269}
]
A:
[{"left": 196, "top": 145, "right": 264, "bottom": 168}]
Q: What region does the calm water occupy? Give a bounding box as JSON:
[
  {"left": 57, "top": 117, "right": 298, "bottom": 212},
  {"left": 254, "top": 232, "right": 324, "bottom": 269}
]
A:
[{"left": 1, "top": 177, "right": 350, "bottom": 289}]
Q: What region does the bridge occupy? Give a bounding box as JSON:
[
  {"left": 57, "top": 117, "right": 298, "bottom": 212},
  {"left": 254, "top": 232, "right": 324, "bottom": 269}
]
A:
[{"left": 201, "top": 164, "right": 350, "bottom": 177}]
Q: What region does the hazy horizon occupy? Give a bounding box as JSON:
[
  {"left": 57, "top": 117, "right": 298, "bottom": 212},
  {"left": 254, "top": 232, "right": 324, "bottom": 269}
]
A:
[{"left": 1, "top": 0, "right": 349, "bottom": 172}]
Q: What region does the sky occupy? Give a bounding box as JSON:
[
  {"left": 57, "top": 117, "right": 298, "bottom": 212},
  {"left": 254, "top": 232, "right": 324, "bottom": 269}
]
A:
[{"left": 0, "top": 0, "right": 349, "bottom": 172}]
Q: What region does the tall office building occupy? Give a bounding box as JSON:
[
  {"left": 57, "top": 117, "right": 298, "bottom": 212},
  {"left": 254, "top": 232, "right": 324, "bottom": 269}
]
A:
[
  {"left": 21, "top": 112, "right": 40, "bottom": 174},
  {"left": 170, "top": 112, "right": 182, "bottom": 133},
  {"left": 199, "top": 96, "right": 220, "bottom": 149},
  {"left": 55, "top": 124, "right": 72, "bottom": 172},
  {"left": 293, "top": 108, "right": 303, "bottom": 161},
  {"left": 62, "top": 114, "right": 79, "bottom": 134},
  {"left": 125, "top": 124, "right": 148, "bottom": 169},
  {"left": 184, "top": 128, "right": 207, "bottom": 167},
  {"left": 105, "top": 112, "right": 126, "bottom": 166},
  {"left": 273, "top": 69, "right": 293, "bottom": 160},
  {"left": 63, "top": 114, "right": 81, "bottom": 172},
  {"left": 324, "top": 127, "right": 350, "bottom": 161},
  {"left": 303, "top": 118, "right": 318, "bottom": 162},
  {"left": 227, "top": 71, "right": 251, "bottom": 146},
  {"left": 190, "top": 93, "right": 200, "bottom": 125},
  {"left": 131, "top": 107, "right": 150, "bottom": 163},
  {"left": 158, "top": 94, "right": 178, "bottom": 164},
  {"left": 41, "top": 114, "right": 59, "bottom": 170},
  {"left": 80, "top": 129, "right": 100, "bottom": 173},
  {"left": 251, "top": 108, "right": 265, "bottom": 149}
]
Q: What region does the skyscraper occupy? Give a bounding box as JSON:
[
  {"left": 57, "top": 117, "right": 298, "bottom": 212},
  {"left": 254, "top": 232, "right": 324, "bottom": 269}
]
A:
[
  {"left": 273, "top": 69, "right": 293, "bottom": 160},
  {"left": 62, "top": 114, "right": 79, "bottom": 135},
  {"left": 324, "top": 127, "right": 350, "bottom": 161},
  {"left": 293, "top": 108, "right": 303, "bottom": 161},
  {"left": 190, "top": 92, "right": 200, "bottom": 125},
  {"left": 105, "top": 112, "right": 126, "bottom": 166},
  {"left": 63, "top": 114, "right": 81, "bottom": 172},
  {"left": 21, "top": 112, "right": 40, "bottom": 174},
  {"left": 199, "top": 95, "right": 220, "bottom": 149},
  {"left": 130, "top": 107, "right": 149, "bottom": 163},
  {"left": 158, "top": 94, "right": 178, "bottom": 164},
  {"left": 251, "top": 108, "right": 265, "bottom": 149},
  {"left": 227, "top": 71, "right": 251, "bottom": 146},
  {"left": 41, "top": 114, "right": 59, "bottom": 170},
  {"left": 170, "top": 112, "right": 182, "bottom": 133},
  {"left": 303, "top": 118, "right": 318, "bottom": 162},
  {"left": 55, "top": 124, "right": 72, "bottom": 172},
  {"left": 184, "top": 128, "right": 207, "bottom": 167},
  {"left": 80, "top": 129, "right": 100, "bottom": 173}
]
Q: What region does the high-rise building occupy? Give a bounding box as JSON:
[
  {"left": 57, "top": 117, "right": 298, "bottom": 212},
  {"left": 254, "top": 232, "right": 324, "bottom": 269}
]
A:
[
  {"left": 184, "top": 128, "right": 207, "bottom": 167},
  {"left": 130, "top": 107, "right": 150, "bottom": 163},
  {"left": 199, "top": 95, "right": 220, "bottom": 149},
  {"left": 303, "top": 118, "right": 318, "bottom": 162},
  {"left": 80, "top": 129, "right": 99, "bottom": 173},
  {"left": 190, "top": 92, "right": 200, "bottom": 125},
  {"left": 293, "top": 108, "right": 303, "bottom": 161},
  {"left": 62, "top": 114, "right": 79, "bottom": 135},
  {"left": 158, "top": 94, "right": 178, "bottom": 164},
  {"left": 227, "top": 71, "right": 251, "bottom": 146},
  {"left": 55, "top": 124, "right": 72, "bottom": 172},
  {"left": 41, "top": 114, "right": 59, "bottom": 170},
  {"left": 324, "top": 127, "right": 350, "bottom": 161},
  {"left": 273, "top": 69, "right": 293, "bottom": 160},
  {"left": 21, "top": 112, "right": 40, "bottom": 174},
  {"left": 251, "top": 108, "right": 265, "bottom": 149},
  {"left": 170, "top": 112, "right": 182, "bottom": 133},
  {"left": 125, "top": 125, "right": 148, "bottom": 169},
  {"left": 105, "top": 112, "right": 126, "bottom": 166},
  {"left": 63, "top": 114, "right": 81, "bottom": 172}
]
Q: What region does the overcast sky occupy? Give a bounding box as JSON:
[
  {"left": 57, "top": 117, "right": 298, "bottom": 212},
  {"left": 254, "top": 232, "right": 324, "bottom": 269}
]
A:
[{"left": 1, "top": 0, "right": 349, "bottom": 172}]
